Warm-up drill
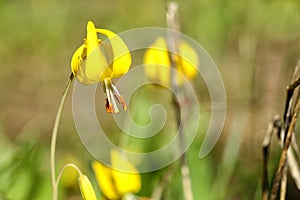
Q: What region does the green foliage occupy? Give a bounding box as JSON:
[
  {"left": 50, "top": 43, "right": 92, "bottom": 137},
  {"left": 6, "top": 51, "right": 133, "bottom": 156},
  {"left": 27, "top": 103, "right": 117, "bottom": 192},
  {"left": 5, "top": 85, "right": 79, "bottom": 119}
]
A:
[{"left": 0, "top": 133, "right": 51, "bottom": 200}]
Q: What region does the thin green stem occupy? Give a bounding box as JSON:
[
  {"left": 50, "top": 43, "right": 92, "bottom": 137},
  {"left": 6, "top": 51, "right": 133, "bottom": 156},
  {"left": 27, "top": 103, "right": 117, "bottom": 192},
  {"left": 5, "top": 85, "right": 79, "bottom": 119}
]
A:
[
  {"left": 56, "top": 163, "right": 83, "bottom": 185},
  {"left": 50, "top": 74, "right": 74, "bottom": 200}
]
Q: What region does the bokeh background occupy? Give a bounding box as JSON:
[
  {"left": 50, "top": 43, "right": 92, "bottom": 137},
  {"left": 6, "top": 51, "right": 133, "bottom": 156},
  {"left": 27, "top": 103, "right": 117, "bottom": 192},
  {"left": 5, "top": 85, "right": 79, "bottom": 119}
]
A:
[{"left": 1, "top": 0, "right": 300, "bottom": 199}]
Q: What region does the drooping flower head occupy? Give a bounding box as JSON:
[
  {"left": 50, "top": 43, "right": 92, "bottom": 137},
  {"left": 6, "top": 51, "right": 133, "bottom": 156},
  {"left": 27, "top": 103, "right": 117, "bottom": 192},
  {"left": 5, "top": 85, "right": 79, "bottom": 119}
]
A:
[
  {"left": 71, "top": 21, "right": 131, "bottom": 113},
  {"left": 92, "top": 149, "right": 141, "bottom": 199},
  {"left": 143, "top": 36, "right": 198, "bottom": 86},
  {"left": 78, "top": 174, "right": 97, "bottom": 200}
]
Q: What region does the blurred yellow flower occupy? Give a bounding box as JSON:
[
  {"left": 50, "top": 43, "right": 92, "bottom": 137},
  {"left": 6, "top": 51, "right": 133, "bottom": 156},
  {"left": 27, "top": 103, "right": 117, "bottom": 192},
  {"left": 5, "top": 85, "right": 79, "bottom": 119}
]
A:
[
  {"left": 71, "top": 21, "right": 131, "bottom": 113},
  {"left": 92, "top": 149, "right": 141, "bottom": 200},
  {"left": 143, "top": 36, "right": 198, "bottom": 86},
  {"left": 78, "top": 174, "right": 97, "bottom": 200}
]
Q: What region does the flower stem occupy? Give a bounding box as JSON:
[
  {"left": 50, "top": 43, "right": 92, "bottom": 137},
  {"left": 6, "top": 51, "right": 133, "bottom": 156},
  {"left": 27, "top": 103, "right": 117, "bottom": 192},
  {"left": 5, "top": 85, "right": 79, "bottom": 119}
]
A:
[
  {"left": 57, "top": 163, "right": 83, "bottom": 184},
  {"left": 50, "top": 74, "right": 74, "bottom": 200},
  {"left": 166, "top": 2, "right": 194, "bottom": 200}
]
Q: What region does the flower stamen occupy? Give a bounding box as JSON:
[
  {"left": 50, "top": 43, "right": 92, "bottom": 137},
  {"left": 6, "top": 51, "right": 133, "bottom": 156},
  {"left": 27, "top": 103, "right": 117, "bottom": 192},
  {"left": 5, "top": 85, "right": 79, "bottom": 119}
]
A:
[
  {"left": 103, "top": 79, "right": 127, "bottom": 113},
  {"left": 111, "top": 83, "right": 127, "bottom": 111}
]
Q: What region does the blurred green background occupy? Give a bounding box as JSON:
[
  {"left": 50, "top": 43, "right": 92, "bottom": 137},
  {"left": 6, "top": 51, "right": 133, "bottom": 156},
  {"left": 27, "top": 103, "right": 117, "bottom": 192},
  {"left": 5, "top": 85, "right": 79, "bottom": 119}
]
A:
[{"left": 1, "top": 0, "right": 300, "bottom": 199}]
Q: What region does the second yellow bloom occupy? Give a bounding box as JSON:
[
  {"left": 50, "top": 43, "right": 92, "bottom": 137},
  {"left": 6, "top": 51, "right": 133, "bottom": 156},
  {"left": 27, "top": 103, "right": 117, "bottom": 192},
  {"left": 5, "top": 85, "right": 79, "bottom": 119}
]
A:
[{"left": 92, "top": 149, "right": 141, "bottom": 200}]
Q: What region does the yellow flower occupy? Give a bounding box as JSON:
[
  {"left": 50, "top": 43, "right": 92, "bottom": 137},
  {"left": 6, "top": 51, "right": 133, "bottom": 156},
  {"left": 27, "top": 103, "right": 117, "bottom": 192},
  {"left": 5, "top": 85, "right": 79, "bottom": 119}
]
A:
[
  {"left": 78, "top": 174, "right": 97, "bottom": 200},
  {"left": 71, "top": 21, "right": 131, "bottom": 113},
  {"left": 143, "top": 36, "right": 198, "bottom": 86},
  {"left": 92, "top": 149, "right": 141, "bottom": 199}
]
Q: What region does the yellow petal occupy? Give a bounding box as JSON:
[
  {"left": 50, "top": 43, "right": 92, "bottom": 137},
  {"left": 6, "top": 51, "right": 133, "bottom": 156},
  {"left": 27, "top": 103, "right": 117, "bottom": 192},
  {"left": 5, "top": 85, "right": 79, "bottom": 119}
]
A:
[
  {"left": 96, "top": 28, "right": 131, "bottom": 79},
  {"left": 177, "top": 40, "right": 198, "bottom": 79},
  {"left": 83, "top": 21, "right": 109, "bottom": 84},
  {"left": 71, "top": 44, "right": 86, "bottom": 76},
  {"left": 143, "top": 37, "right": 171, "bottom": 85},
  {"left": 92, "top": 161, "right": 121, "bottom": 200},
  {"left": 78, "top": 174, "right": 97, "bottom": 200},
  {"left": 82, "top": 46, "right": 108, "bottom": 84},
  {"left": 110, "top": 149, "right": 141, "bottom": 196},
  {"left": 144, "top": 37, "right": 199, "bottom": 86},
  {"left": 71, "top": 21, "right": 110, "bottom": 85},
  {"left": 143, "top": 47, "right": 160, "bottom": 81},
  {"left": 86, "top": 21, "right": 100, "bottom": 56}
]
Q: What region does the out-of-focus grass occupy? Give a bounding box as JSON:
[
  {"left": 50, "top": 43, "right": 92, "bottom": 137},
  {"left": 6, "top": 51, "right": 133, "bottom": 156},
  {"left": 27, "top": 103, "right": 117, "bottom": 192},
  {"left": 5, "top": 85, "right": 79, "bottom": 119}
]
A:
[{"left": 1, "top": 0, "right": 300, "bottom": 199}]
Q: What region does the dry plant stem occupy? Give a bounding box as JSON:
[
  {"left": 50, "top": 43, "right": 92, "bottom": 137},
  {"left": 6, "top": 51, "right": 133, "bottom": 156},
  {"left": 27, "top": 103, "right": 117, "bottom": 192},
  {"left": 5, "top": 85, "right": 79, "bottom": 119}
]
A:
[
  {"left": 262, "top": 115, "right": 281, "bottom": 200},
  {"left": 283, "top": 76, "right": 300, "bottom": 140},
  {"left": 151, "top": 165, "right": 176, "bottom": 199},
  {"left": 166, "top": 2, "right": 193, "bottom": 200},
  {"left": 181, "top": 156, "right": 193, "bottom": 200},
  {"left": 280, "top": 165, "right": 288, "bottom": 200},
  {"left": 50, "top": 74, "right": 74, "bottom": 200},
  {"left": 262, "top": 62, "right": 300, "bottom": 200},
  {"left": 270, "top": 98, "right": 300, "bottom": 200}
]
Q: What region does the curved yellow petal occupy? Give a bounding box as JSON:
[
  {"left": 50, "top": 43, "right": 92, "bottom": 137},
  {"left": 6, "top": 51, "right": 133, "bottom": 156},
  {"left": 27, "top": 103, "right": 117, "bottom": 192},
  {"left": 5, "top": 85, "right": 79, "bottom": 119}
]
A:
[
  {"left": 143, "top": 37, "right": 171, "bottom": 85},
  {"left": 110, "top": 149, "right": 141, "bottom": 196},
  {"left": 92, "top": 161, "right": 121, "bottom": 200},
  {"left": 83, "top": 46, "right": 108, "bottom": 84},
  {"left": 78, "top": 174, "right": 97, "bottom": 200},
  {"left": 96, "top": 28, "right": 131, "bottom": 79},
  {"left": 86, "top": 21, "right": 100, "bottom": 56},
  {"left": 83, "top": 21, "right": 109, "bottom": 84},
  {"left": 177, "top": 40, "right": 198, "bottom": 79},
  {"left": 71, "top": 21, "right": 110, "bottom": 85},
  {"left": 71, "top": 44, "right": 86, "bottom": 76}
]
